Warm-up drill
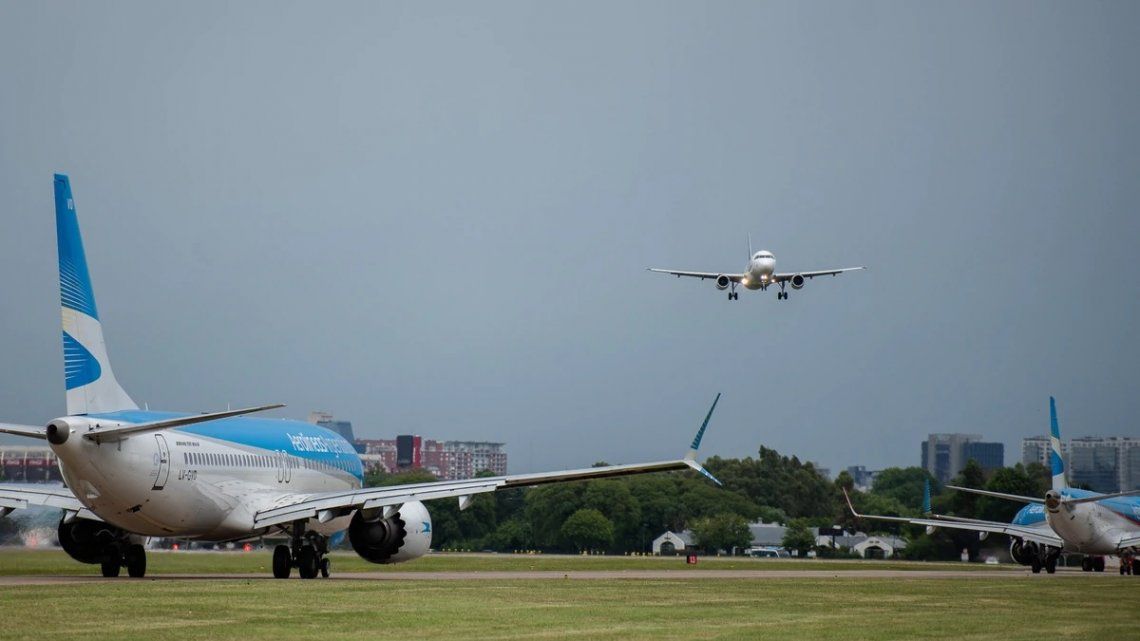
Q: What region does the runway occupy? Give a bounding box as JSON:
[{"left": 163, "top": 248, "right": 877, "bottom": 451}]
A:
[{"left": 0, "top": 567, "right": 1091, "bottom": 585}]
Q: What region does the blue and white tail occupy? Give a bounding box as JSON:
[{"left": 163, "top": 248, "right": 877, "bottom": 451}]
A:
[
  {"left": 1048, "top": 396, "right": 1065, "bottom": 491},
  {"left": 54, "top": 174, "right": 136, "bottom": 416}
]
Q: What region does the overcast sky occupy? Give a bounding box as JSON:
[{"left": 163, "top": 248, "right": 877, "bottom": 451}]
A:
[{"left": 1, "top": 2, "right": 1137, "bottom": 474}]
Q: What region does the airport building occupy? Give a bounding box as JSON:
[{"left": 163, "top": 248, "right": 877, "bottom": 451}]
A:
[
  {"left": 845, "top": 466, "right": 881, "bottom": 492},
  {"left": 308, "top": 411, "right": 359, "bottom": 449},
  {"left": 1068, "top": 437, "right": 1140, "bottom": 493},
  {"left": 920, "top": 433, "right": 1004, "bottom": 484},
  {"left": 0, "top": 446, "right": 62, "bottom": 483},
  {"left": 355, "top": 436, "right": 508, "bottom": 480},
  {"left": 1021, "top": 435, "right": 1069, "bottom": 469}
]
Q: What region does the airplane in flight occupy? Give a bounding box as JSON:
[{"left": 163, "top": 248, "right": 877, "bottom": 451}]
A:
[
  {"left": 648, "top": 238, "right": 865, "bottom": 300},
  {"left": 0, "top": 174, "right": 724, "bottom": 579},
  {"left": 846, "top": 398, "right": 1140, "bottom": 574}
]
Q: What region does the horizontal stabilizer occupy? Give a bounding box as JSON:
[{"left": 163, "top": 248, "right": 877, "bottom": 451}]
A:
[
  {"left": 0, "top": 423, "right": 47, "bottom": 440},
  {"left": 945, "top": 485, "right": 1044, "bottom": 504},
  {"left": 82, "top": 403, "right": 284, "bottom": 442}
]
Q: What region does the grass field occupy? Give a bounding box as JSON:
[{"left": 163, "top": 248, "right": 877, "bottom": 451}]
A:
[
  {"left": 1, "top": 550, "right": 1135, "bottom": 641},
  {"left": 0, "top": 548, "right": 1020, "bottom": 575}
]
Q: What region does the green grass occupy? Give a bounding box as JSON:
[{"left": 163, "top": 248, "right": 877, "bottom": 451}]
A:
[
  {"left": 0, "top": 548, "right": 1020, "bottom": 575},
  {"left": 0, "top": 574, "right": 1135, "bottom": 641}
]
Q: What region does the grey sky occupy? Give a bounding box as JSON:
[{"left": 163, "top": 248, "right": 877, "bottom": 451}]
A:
[{"left": 1, "top": 2, "right": 1137, "bottom": 474}]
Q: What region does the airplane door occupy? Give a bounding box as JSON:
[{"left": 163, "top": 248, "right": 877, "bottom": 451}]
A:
[{"left": 153, "top": 434, "right": 170, "bottom": 490}]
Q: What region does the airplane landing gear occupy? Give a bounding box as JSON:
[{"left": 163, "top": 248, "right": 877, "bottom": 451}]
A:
[
  {"left": 777, "top": 283, "right": 788, "bottom": 300},
  {"left": 728, "top": 283, "right": 739, "bottom": 300},
  {"left": 100, "top": 543, "right": 148, "bottom": 578},
  {"left": 273, "top": 521, "right": 331, "bottom": 579}
]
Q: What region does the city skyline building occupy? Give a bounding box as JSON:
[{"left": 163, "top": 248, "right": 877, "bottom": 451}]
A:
[{"left": 920, "top": 433, "right": 1004, "bottom": 484}]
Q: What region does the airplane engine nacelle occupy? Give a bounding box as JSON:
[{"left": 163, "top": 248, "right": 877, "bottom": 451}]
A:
[
  {"left": 57, "top": 517, "right": 131, "bottom": 564},
  {"left": 715, "top": 275, "right": 731, "bottom": 290},
  {"left": 348, "top": 500, "right": 433, "bottom": 564},
  {"left": 1009, "top": 539, "right": 1038, "bottom": 566},
  {"left": 790, "top": 274, "right": 806, "bottom": 290}
]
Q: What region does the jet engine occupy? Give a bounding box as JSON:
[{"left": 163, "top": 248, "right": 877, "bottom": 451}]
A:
[
  {"left": 57, "top": 517, "right": 132, "bottom": 564},
  {"left": 715, "top": 275, "right": 731, "bottom": 290},
  {"left": 348, "top": 500, "right": 433, "bottom": 564},
  {"left": 790, "top": 274, "right": 806, "bottom": 290},
  {"left": 1009, "top": 539, "right": 1037, "bottom": 566}
]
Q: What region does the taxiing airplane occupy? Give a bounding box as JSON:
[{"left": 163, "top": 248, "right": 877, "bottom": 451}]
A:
[
  {"left": 847, "top": 398, "right": 1140, "bottom": 574},
  {"left": 0, "top": 174, "right": 723, "bottom": 579},
  {"left": 648, "top": 237, "right": 865, "bottom": 300}
]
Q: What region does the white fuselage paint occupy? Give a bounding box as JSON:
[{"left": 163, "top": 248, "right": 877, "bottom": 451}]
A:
[
  {"left": 50, "top": 417, "right": 359, "bottom": 541},
  {"left": 741, "top": 251, "right": 776, "bottom": 290},
  {"left": 1046, "top": 501, "right": 1140, "bottom": 555}
]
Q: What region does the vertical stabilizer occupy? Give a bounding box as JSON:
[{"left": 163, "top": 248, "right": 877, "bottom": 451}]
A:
[
  {"left": 1048, "top": 396, "right": 1066, "bottom": 491},
  {"left": 54, "top": 174, "right": 137, "bottom": 415},
  {"left": 922, "top": 478, "right": 932, "bottom": 514}
]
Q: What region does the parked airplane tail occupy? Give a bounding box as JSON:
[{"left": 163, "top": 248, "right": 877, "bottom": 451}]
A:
[
  {"left": 54, "top": 174, "right": 137, "bottom": 415},
  {"left": 1048, "top": 396, "right": 1065, "bottom": 491},
  {"left": 922, "top": 478, "right": 932, "bottom": 515}
]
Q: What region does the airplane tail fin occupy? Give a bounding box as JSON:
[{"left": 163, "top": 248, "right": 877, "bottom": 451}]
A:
[
  {"left": 747, "top": 233, "right": 753, "bottom": 258},
  {"left": 54, "top": 174, "right": 137, "bottom": 416},
  {"left": 1048, "top": 396, "right": 1065, "bottom": 491},
  {"left": 922, "top": 478, "right": 932, "bottom": 515}
]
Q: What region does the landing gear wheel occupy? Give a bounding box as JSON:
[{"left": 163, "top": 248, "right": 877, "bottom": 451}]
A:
[
  {"left": 1081, "top": 557, "right": 1092, "bottom": 572},
  {"left": 1132, "top": 559, "right": 1140, "bottom": 575},
  {"left": 297, "top": 546, "right": 319, "bottom": 579},
  {"left": 101, "top": 546, "right": 122, "bottom": 578},
  {"left": 1094, "top": 557, "right": 1105, "bottom": 572},
  {"left": 1030, "top": 557, "right": 1042, "bottom": 574},
  {"left": 1045, "top": 555, "right": 1057, "bottom": 574},
  {"left": 272, "top": 544, "right": 292, "bottom": 579},
  {"left": 125, "top": 544, "right": 147, "bottom": 578},
  {"left": 320, "top": 557, "right": 331, "bottom": 578}
]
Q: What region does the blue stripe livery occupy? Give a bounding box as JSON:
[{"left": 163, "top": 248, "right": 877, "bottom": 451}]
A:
[
  {"left": 54, "top": 174, "right": 99, "bottom": 320},
  {"left": 691, "top": 393, "right": 720, "bottom": 450},
  {"left": 90, "top": 410, "right": 365, "bottom": 483},
  {"left": 62, "top": 331, "right": 101, "bottom": 389}
]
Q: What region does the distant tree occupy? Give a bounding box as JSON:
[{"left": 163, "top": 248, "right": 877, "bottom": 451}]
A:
[
  {"left": 582, "top": 480, "right": 641, "bottom": 550},
  {"left": 483, "top": 518, "right": 533, "bottom": 551},
  {"left": 525, "top": 483, "right": 585, "bottom": 549},
  {"left": 979, "top": 464, "right": 1039, "bottom": 523},
  {"left": 560, "top": 509, "right": 613, "bottom": 552},
  {"left": 690, "top": 513, "right": 753, "bottom": 554},
  {"left": 871, "top": 467, "right": 938, "bottom": 508},
  {"left": 945, "top": 459, "right": 986, "bottom": 517},
  {"left": 781, "top": 519, "right": 816, "bottom": 556}
]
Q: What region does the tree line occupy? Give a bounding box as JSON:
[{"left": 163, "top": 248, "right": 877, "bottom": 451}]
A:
[{"left": 366, "top": 446, "right": 1055, "bottom": 558}]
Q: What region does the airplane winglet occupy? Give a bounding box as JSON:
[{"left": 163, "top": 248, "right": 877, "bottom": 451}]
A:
[
  {"left": 682, "top": 393, "right": 722, "bottom": 485},
  {"left": 685, "top": 393, "right": 720, "bottom": 461},
  {"left": 842, "top": 488, "right": 862, "bottom": 518}
]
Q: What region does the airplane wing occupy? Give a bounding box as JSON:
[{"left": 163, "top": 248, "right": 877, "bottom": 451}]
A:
[
  {"left": 255, "top": 394, "right": 725, "bottom": 530},
  {"left": 771, "top": 266, "right": 866, "bottom": 282},
  {"left": 0, "top": 423, "right": 47, "bottom": 439},
  {"left": 843, "top": 489, "right": 1062, "bottom": 547},
  {"left": 1117, "top": 534, "right": 1140, "bottom": 549},
  {"left": 0, "top": 483, "right": 96, "bottom": 519},
  {"left": 75, "top": 404, "right": 285, "bottom": 443},
  {"left": 646, "top": 268, "right": 743, "bottom": 282}
]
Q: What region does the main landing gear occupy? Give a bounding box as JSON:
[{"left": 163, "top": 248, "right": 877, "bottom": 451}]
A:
[
  {"left": 100, "top": 543, "right": 147, "bottom": 578},
  {"left": 273, "top": 520, "right": 331, "bottom": 579},
  {"left": 727, "top": 283, "right": 739, "bottom": 300},
  {"left": 776, "top": 283, "right": 789, "bottom": 300},
  {"left": 1080, "top": 556, "right": 1106, "bottom": 572}
]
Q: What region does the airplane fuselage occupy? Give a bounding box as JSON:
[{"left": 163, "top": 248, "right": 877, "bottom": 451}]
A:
[
  {"left": 50, "top": 411, "right": 363, "bottom": 540},
  {"left": 742, "top": 251, "right": 776, "bottom": 290},
  {"left": 1046, "top": 490, "right": 1140, "bottom": 555}
]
